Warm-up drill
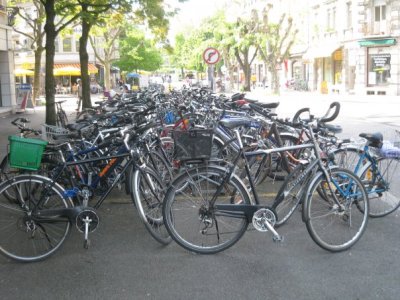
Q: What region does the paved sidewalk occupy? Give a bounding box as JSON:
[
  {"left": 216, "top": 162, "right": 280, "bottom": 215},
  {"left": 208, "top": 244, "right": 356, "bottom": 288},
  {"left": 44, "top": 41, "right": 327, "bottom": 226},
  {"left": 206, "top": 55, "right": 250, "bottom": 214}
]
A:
[{"left": 0, "top": 94, "right": 104, "bottom": 157}]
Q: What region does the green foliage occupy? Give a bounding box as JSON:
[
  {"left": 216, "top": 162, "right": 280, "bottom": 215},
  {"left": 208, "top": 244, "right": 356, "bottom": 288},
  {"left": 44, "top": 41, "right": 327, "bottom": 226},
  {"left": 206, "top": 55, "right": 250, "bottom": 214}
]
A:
[{"left": 114, "top": 26, "right": 163, "bottom": 72}]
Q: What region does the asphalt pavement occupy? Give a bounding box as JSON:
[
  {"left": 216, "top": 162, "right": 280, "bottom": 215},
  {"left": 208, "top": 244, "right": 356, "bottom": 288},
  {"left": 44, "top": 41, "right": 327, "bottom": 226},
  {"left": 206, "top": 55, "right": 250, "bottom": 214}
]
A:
[{"left": 0, "top": 92, "right": 399, "bottom": 300}]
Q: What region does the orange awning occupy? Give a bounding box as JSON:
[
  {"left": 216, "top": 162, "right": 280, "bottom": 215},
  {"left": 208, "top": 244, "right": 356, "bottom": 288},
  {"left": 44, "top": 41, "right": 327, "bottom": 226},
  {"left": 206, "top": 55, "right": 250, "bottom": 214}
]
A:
[{"left": 53, "top": 63, "right": 98, "bottom": 76}]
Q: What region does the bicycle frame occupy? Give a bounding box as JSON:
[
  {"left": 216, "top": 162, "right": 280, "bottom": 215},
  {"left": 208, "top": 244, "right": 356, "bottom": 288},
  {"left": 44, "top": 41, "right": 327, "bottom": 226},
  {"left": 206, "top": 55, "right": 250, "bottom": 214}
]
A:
[{"left": 210, "top": 125, "right": 351, "bottom": 224}]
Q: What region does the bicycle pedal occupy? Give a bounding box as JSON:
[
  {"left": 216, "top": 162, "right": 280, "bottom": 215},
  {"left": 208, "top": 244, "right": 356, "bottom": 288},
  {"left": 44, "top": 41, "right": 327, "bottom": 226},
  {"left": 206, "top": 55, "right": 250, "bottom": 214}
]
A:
[
  {"left": 84, "top": 239, "right": 91, "bottom": 249},
  {"left": 272, "top": 235, "right": 284, "bottom": 243}
]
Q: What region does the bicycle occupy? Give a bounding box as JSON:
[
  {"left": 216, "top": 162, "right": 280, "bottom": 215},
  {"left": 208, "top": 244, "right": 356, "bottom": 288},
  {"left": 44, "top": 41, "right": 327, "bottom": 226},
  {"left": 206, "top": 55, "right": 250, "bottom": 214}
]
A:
[
  {"left": 162, "top": 123, "right": 369, "bottom": 254},
  {"left": 332, "top": 131, "right": 400, "bottom": 217},
  {"left": 55, "top": 100, "right": 69, "bottom": 128},
  {"left": 0, "top": 127, "right": 170, "bottom": 262}
]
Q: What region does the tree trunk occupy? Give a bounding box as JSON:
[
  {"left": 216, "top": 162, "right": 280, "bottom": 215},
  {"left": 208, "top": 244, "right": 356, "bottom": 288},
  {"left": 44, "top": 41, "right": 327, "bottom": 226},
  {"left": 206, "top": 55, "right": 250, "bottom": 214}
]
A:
[
  {"left": 44, "top": 0, "right": 56, "bottom": 125},
  {"left": 32, "top": 47, "right": 43, "bottom": 105},
  {"left": 79, "top": 9, "right": 92, "bottom": 109},
  {"left": 271, "top": 66, "right": 280, "bottom": 95},
  {"left": 104, "top": 61, "right": 111, "bottom": 91}
]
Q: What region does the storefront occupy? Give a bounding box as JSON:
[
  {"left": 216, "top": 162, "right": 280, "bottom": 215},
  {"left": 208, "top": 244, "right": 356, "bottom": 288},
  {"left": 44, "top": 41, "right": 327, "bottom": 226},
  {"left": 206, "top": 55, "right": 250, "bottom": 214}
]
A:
[
  {"left": 303, "top": 43, "right": 343, "bottom": 93},
  {"left": 356, "top": 38, "right": 397, "bottom": 95}
]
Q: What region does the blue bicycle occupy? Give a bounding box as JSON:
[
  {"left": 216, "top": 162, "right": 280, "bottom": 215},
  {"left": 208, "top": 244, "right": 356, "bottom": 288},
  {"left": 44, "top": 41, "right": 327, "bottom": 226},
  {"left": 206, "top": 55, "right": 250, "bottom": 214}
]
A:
[{"left": 332, "top": 132, "right": 400, "bottom": 217}]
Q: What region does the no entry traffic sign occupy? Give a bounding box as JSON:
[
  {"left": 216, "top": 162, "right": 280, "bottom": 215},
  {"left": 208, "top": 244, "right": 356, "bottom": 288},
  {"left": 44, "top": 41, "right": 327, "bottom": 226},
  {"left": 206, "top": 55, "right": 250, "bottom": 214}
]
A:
[{"left": 203, "top": 47, "right": 221, "bottom": 65}]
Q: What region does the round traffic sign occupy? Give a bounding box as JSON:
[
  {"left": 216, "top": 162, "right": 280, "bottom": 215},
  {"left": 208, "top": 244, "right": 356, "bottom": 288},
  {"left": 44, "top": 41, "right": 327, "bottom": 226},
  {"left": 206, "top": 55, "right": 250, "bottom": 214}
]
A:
[{"left": 203, "top": 47, "right": 221, "bottom": 65}]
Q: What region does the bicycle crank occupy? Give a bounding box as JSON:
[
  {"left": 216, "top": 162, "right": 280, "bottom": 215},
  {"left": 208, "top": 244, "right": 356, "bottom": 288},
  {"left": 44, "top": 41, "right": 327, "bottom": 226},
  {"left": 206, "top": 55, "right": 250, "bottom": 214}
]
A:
[
  {"left": 76, "top": 209, "right": 99, "bottom": 249},
  {"left": 252, "top": 208, "right": 283, "bottom": 242}
]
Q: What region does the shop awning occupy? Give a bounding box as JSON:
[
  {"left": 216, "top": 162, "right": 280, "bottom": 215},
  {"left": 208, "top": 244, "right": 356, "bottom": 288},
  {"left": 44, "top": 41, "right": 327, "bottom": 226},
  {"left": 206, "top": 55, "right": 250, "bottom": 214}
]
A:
[
  {"left": 358, "top": 38, "right": 396, "bottom": 47},
  {"left": 303, "top": 44, "right": 342, "bottom": 59},
  {"left": 14, "top": 68, "right": 34, "bottom": 76},
  {"left": 53, "top": 63, "right": 98, "bottom": 76}
]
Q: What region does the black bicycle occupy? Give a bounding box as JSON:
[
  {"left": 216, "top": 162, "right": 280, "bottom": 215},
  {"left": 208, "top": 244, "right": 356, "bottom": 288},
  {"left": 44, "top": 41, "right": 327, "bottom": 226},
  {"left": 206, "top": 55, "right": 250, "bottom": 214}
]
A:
[
  {"left": 0, "top": 126, "right": 170, "bottom": 262},
  {"left": 163, "top": 123, "right": 369, "bottom": 254}
]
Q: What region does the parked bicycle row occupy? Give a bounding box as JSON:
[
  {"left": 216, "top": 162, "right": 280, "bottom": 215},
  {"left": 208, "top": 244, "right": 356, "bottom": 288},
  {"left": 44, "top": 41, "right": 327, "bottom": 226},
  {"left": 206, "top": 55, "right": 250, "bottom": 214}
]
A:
[{"left": 0, "top": 86, "right": 399, "bottom": 262}]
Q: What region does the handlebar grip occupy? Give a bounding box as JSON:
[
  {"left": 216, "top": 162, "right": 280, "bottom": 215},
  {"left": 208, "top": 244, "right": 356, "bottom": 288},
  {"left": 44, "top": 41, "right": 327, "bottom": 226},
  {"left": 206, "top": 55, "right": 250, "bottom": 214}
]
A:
[
  {"left": 292, "top": 107, "right": 310, "bottom": 123},
  {"left": 320, "top": 101, "right": 340, "bottom": 123}
]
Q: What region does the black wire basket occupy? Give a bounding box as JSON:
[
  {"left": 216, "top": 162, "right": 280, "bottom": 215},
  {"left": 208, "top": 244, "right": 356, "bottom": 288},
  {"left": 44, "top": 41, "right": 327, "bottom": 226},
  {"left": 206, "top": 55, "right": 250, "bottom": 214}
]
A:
[{"left": 173, "top": 128, "right": 214, "bottom": 162}]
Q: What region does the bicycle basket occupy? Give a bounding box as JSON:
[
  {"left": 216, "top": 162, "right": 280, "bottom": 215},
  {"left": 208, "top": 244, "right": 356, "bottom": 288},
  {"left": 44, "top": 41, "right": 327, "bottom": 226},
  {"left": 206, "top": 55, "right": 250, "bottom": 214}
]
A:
[
  {"left": 8, "top": 136, "right": 48, "bottom": 170},
  {"left": 173, "top": 129, "right": 214, "bottom": 161},
  {"left": 41, "top": 124, "right": 70, "bottom": 143}
]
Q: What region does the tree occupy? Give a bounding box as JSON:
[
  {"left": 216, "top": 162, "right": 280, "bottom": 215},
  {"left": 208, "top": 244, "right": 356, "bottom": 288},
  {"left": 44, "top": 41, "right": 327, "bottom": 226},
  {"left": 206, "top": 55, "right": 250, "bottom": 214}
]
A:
[
  {"left": 257, "top": 4, "right": 298, "bottom": 94},
  {"left": 10, "top": 0, "right": 46, "bottom": 105},
  {"left": 41, "top": 0, "right": 182, "bottom": 124},
  {"left": 231, "top": 12, "right": 259, "bottom": 91},
  {"left": 42, "top": 0, "right": 80, "bottom": 125},
  {"left": 75, "top": 0, "right": 113, "bottom": 110},
  {"left": 114, "top": 26, "right": 163, "bottom": 72},
  {"left": 89, "top": 13, "right": 124, "bottom": 91}
]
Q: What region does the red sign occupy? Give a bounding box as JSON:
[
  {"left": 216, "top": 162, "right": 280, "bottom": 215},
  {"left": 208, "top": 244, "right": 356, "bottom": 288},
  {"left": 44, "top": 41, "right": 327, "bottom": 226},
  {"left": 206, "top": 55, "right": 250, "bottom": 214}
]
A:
[{"left": 203, "top": 47, "right": 221, "bottom": 65}]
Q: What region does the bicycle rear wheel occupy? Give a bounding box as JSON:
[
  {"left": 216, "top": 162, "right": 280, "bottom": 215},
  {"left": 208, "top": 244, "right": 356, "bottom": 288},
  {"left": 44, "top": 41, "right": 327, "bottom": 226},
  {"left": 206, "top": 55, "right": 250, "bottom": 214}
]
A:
[
  {"left": 131, "top": 166, "right": 171, "bottom": 245},
  {"left": 303, "top": 168, "right": 369, "bottom": 252},
  {"left": 361, "top": 157, "right": 400, "bottom": 217},
  {"left": 163, "top": 165, "right": 251, "bottom": 254},
  {"left": 0, "top": 175, "right": 72, "bottom": 262}
]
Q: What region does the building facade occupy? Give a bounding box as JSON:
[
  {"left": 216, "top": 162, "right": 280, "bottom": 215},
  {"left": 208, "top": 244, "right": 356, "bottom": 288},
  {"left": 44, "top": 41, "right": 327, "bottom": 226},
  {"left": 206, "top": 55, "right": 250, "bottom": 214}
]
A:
[
  {"left": 0, "top": 0, "right": 16, "bottom": 108},
  {"left": 292, "top": 0, "right": 400, "bottom": 95}
]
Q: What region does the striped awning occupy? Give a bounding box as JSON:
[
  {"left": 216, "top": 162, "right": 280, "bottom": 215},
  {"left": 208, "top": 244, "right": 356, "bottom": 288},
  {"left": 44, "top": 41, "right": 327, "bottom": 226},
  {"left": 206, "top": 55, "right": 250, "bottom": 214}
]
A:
[{"left": 54, "top": 63, "right": 98, "bottom": 76}]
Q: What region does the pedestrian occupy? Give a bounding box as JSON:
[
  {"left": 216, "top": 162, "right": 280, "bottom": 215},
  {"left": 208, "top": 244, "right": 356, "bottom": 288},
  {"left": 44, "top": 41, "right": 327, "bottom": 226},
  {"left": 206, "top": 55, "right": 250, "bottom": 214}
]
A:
[
  {"left": 76, "top": 79, "right": 82, "bottom": 112},
  {"left": 251, "top": 74, "right": 257, "bottom": 89}
]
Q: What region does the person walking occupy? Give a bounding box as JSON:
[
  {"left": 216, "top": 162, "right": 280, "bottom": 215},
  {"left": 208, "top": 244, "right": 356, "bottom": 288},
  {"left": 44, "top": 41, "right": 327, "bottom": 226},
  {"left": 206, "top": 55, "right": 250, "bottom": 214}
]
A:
[{"left": 76, "top": 79, "right": 82, "bottom": 112}]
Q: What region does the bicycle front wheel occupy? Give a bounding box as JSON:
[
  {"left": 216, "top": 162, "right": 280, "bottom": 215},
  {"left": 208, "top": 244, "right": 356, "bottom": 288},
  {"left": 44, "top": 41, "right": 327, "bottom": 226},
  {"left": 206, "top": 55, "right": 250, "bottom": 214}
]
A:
[
  {"left": 132, "top": 166, "right": 171, "bottom": 245},
  {"left": 0, "top": 175, "right": 72, "bottom": 262},
  {"left": 303, "top": 168, "right": 369, "bottom": 252},
  {"left": 163, "top": 165, "right": 251, "bottom": 254},
  {"left": 361, "top": 157, "right": 400, "bottom": 217}
]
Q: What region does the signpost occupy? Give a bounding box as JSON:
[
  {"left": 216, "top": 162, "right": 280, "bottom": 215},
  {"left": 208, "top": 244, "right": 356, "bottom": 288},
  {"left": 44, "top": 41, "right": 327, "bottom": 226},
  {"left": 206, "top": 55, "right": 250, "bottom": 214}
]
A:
[
  {"left": 15, "top": 83, "right": 33, "bottom": 113},
  {"left": 203, "top": 47, "right": 221, "bottom": 92}
]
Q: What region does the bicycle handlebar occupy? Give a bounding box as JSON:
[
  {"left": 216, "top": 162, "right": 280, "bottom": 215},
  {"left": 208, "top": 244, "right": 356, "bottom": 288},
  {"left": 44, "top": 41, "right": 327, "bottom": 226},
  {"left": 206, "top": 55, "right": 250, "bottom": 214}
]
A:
[{"left": 320, "top": 101, "right": 340, "bottom": 123}]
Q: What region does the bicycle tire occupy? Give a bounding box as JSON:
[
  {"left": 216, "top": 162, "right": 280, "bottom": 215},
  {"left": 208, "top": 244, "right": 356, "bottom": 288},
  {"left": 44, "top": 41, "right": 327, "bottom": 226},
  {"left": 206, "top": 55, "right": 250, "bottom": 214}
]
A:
[
  {"left": 0, "top": 174, "right": 72, "bottom": 262},
  {"left": 303, "top": 168, "right": 369, "bottom": 252},
  {"left": 163, "top": 165, "right": 251, "bottom": 254},
  {"left": 144, "top": 149, "right": 173, "bottom": 184},
  {"left": 331, "top": 147, "right": 362, "bottom": 172},
  {"left": 361, "top": 157, "right": 400, "bottom": 217},
  {"left": 131, "top": 166, "right": 171, "bottom": 245},
  {"left": 0, "top": 153, "right": 23, "bottom": 202}
]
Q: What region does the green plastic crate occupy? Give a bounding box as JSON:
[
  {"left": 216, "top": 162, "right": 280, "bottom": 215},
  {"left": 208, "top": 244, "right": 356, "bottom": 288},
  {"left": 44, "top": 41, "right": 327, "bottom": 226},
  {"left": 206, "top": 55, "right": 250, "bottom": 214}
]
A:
[{"left": 8, "top": 136, "right": 48, "bottom": 171}]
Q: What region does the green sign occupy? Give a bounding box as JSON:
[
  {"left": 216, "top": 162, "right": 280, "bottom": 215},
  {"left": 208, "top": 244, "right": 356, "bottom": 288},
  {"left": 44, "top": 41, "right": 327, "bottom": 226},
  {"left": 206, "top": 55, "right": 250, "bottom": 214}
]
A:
[{"left": 359, "top": 38, "right": 396, "bottom": 47}]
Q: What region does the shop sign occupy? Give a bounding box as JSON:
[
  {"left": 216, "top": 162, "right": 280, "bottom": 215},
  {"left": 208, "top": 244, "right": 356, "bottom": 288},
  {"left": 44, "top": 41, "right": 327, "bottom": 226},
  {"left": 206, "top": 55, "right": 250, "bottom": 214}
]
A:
[{"left": 371, "top": 53, "right": 391, "bottom": 72}]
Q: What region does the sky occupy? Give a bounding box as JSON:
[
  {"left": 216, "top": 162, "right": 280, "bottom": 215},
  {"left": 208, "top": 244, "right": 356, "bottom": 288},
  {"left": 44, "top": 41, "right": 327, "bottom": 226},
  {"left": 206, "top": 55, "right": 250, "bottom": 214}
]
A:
[{"left": 167, "top": 0, "right": 226, "bottom": 42}]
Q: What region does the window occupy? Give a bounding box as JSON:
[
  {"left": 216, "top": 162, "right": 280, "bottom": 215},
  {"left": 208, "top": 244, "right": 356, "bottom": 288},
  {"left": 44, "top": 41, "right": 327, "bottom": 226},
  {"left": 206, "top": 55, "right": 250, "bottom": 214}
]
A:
[
  {"left": 332, "top": 8, "right": 336, "bottom": 29},
  {"left": 374, "top": 4, "right": 387, "bottom": 34},
  {"left": 346, "top": 2, "right": 352, "bottom": 29},
  {"left": 375, "top": 5, "right": 386, "bottom": 22},
  {"left": 75, "top": 39, "right": 80, "bottom": 52},
  {"left": 63, "top": 37, "right": 72, "bottom": 52},
  {"left": 55, "top": 38, "right": 59, "bottom": 52},
  {"left": 327, "top": 9, "right": 331, "bottom": 30},
  {"left": 368, "top": 52, "right": 391, "bottom": 86}
]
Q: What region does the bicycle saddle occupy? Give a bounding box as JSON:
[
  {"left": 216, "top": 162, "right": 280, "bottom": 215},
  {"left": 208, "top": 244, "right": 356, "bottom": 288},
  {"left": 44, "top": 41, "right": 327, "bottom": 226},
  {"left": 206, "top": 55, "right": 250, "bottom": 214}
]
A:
[{"left": 359, "top": 132, "right": 383, "bottom": 148}]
